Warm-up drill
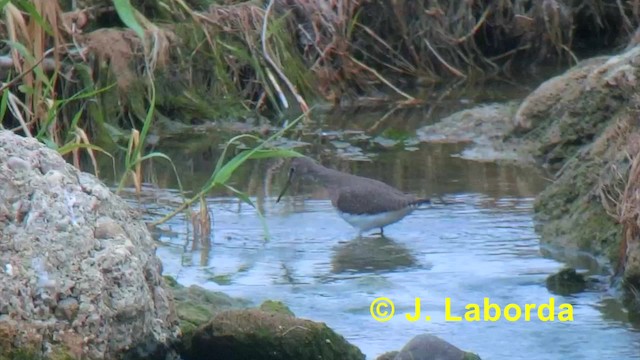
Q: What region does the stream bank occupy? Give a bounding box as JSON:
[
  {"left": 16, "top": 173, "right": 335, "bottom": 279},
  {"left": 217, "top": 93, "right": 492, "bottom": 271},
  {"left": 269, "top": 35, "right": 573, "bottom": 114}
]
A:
[{"left": 417, "top": 46, "right": 640, "bottom": 318}]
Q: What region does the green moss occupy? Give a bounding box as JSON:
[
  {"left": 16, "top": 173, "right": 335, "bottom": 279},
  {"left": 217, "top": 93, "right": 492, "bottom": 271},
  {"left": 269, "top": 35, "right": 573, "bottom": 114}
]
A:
[
  {"left": 0, "top": 347, "right": 75, "bottom": 360},
  {"left": 176, "top": 302, "right": 216, "bottom": 329},
  {"left": 463, "top": 352, "right": 483, "bottom": 360},
  {"left": 259, "top": 300, "right": 295, "bottom": 316},
  {"left": 167, "top": 279, "right": 251, "bottom": 350},
  {"left": 208, "top": 274, "right": 232, "bottom": 285},
  {"left": 530, "top": 103, "right": 629, "bottom": 266},
  {"left": 163, "top": 275, "right": 179, "bottom": 287},
  {"left": 0, "top": 349, "right": 41, "bottom": 360},
  {"left": 533, "top": 148, "right": 622, "bottom": 265},
  {"left": 188, "top": 309, "right": 365, "bottom": 360}
]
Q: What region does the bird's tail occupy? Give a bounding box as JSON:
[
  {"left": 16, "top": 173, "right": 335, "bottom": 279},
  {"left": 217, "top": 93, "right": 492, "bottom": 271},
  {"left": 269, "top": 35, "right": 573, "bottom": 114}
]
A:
[{"left": 409, "top": 198, "right": 432, "bottom": 207}]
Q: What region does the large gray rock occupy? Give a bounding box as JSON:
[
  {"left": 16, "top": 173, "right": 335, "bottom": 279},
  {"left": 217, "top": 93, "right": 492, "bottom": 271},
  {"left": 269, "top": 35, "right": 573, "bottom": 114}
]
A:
[
  {"left": 0, "top": 131, "right": 180, "bottom": 359},
  {"left": 393, "top": 334, "right": 480, "bottom": 360}
]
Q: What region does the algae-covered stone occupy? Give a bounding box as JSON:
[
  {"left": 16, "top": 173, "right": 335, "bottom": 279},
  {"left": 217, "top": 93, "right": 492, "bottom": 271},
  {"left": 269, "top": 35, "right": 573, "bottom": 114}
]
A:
[
  {"left": 188, "top": 309, "right": 365, "bottom": 360},
  {"left": 546, "top": 268, "right": 587, "bottom": 295}
]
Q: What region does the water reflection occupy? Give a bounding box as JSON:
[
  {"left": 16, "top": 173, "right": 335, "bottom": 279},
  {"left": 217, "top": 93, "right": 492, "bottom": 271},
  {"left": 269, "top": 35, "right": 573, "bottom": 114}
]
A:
[
  {"left": 98, "top": 134, "right": 550, "bottom": 211},
  {"left": 331, "top": 235, "right": 420, "bottom": 274}
]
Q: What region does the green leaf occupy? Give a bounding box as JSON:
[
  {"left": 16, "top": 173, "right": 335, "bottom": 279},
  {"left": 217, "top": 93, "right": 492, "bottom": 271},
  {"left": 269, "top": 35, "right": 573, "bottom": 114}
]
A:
[
  {"left": 211, "top": 149, "right": 255, "bottom": 186},
  {"left": 247, "top": 149, "right": 302, "bottom": 160},
  {"left": 113, "top": 0, "right": 145, "bottom": 41}
]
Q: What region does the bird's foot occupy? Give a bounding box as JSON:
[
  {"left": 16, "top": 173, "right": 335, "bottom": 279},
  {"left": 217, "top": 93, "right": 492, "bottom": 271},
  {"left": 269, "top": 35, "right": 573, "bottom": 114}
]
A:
[{"left": 370, "top": 228, "right": 384, "bottom": 236}]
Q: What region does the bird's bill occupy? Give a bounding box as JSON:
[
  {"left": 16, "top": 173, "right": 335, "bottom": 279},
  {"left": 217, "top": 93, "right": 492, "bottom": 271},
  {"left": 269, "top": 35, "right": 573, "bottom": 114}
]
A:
[{"left": 276, "top": 168, "right": 294, "bottom": 203}]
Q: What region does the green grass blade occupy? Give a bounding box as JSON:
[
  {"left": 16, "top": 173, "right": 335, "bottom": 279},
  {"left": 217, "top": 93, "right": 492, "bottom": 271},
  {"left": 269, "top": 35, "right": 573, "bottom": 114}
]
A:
[
  {"left": 15, "top": 0, "right": 53, "bottom": 35},
  {"left": 0, "top": 87, "right": 9, "bottom": 120},
  {"left": 212, "top": 149, "right": 257, "bottom": 185},
  {"left": 210, "top": 133, "right": 261, "bottom": 181}
]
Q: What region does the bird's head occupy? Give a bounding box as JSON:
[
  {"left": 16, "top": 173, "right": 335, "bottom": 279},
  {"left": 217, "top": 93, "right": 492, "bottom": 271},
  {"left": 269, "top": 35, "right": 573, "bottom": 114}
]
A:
[{"left": 276, "top": 156, "right": 317, "bottom": 203}]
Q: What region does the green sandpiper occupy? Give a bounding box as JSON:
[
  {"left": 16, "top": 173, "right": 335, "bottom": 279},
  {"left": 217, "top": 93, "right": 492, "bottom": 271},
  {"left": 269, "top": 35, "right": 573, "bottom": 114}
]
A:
[{"left": 276, "top": 156, "right": 431, "bottom": 236}]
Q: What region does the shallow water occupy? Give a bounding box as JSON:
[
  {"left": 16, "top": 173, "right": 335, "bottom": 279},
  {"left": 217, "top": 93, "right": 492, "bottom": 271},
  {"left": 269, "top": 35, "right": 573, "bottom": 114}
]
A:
[{"left": 119, "top": 134, "right": 640, "bottom": 359}]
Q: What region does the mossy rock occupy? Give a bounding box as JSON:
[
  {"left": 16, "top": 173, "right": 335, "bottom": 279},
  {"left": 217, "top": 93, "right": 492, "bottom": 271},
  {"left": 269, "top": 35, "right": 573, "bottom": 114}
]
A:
[
  {"left": 259, "top": 300, "right": 295, "bottom": 317},
  {"left": 164, "top": 275, "right": 251, "bottom": 346},
  {"left": 188, "top": 309, "right": 365, "bottom": 360}
]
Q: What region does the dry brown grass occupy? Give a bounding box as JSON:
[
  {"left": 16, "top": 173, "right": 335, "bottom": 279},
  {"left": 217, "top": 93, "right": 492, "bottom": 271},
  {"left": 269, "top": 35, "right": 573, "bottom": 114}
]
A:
[
  {"left": 77, "top": 28, "right": 144, "bottom": 90},
  {"left": 4, "top": 0, "right": 640, "bottom": 131},
  {"left": 191, "top": 196, "right": 212, "bottom": 251},
  {"left": 597, "top": 111, "right": 640, "bottom": 277}
]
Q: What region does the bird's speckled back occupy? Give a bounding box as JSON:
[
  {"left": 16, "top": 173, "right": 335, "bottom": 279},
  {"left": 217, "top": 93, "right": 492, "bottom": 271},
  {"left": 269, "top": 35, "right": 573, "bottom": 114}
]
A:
[{"left": 288, "top": 156, "right": 429, "bottom": 214}]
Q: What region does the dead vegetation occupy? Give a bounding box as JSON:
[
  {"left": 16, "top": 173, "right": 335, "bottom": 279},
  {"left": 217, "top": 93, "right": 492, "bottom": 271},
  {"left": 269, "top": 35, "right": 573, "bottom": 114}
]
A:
[
  {"left": 598, "top": 112, "right": 640, "bottom": 286},
  {"left": 2, "top": 0, "right": 640, "bottom": 137}
]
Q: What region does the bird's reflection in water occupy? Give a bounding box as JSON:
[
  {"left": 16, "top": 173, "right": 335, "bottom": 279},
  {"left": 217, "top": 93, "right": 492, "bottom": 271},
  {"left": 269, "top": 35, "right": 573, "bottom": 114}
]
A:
[{"left": 331, "top": 235, "right": 421, "bottom": 274}]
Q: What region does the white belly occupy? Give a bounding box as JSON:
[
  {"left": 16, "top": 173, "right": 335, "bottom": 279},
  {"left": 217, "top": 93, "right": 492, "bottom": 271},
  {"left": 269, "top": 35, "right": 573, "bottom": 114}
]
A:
[{"left": 337, "top": 207, "right": 415, "bottom": 233}]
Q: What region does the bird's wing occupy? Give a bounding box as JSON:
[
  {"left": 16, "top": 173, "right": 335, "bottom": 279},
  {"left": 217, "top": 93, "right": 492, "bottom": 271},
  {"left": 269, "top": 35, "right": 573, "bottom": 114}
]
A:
[{"left": 334, "top": 185, "right": 415, "bottom": 215}]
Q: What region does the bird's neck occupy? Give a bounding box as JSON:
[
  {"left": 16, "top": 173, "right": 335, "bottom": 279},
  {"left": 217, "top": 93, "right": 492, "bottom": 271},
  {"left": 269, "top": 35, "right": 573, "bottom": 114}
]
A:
[{"left": 309, "top": 164, "right": 353, "bottom": 187}]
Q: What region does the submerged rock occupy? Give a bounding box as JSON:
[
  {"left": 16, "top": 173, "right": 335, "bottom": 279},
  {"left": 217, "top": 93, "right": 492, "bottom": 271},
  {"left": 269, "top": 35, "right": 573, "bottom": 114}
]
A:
[
  {"left": 387, "top": 334, "right": 481, "bottom": 360},
  {"left": 0, "top": 130, "right": 180, "bottom": 359},
  {"left": 546, "top": 268, "right": 587, "bottom": 295},
  {"left": 331, "top": 236, "right": 417, "bottom": 273},
  {"left": 187, "top": 309, "right": 365, "bottom": 360}
]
